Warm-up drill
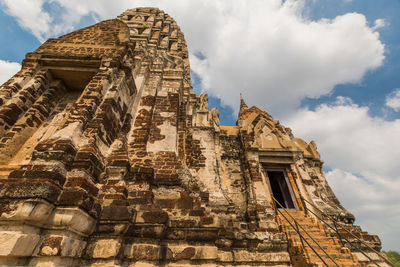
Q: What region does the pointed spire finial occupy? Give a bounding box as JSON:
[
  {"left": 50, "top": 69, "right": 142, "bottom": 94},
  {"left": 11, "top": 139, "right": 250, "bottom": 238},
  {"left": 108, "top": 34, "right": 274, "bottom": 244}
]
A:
[
  {"left": 240, "top": 93, "right": 248, "bottom": 110},
  {"left": 238, "top": 93, "right": 248, "bottom": 120}
]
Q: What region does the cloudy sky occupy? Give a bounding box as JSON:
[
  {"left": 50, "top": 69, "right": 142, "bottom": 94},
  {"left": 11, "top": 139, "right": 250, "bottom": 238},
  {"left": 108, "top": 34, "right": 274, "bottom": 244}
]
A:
[{"left": 0, "top": 0, "right": 399, "bottom": 251}]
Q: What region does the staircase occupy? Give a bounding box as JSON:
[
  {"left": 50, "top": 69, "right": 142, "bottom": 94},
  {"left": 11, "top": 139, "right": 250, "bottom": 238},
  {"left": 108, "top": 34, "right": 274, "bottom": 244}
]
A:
[{"left": 277, "top": 210, "right": 360, "bottom": 267}]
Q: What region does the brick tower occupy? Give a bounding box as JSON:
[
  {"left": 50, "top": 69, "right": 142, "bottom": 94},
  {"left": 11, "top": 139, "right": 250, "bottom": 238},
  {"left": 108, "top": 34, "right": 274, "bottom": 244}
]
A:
[{"left": 0, "top": 7, "right": 391, "bottom": 267}]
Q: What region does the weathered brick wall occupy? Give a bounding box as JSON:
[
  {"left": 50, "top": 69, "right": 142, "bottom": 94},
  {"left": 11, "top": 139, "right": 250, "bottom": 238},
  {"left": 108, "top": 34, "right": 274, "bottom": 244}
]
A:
[
  {"left": 0, "top": 7, "right": 384, "bottom": 267},
  {"left": 35, "top": 19, "right": 130, "bottom": 59}
]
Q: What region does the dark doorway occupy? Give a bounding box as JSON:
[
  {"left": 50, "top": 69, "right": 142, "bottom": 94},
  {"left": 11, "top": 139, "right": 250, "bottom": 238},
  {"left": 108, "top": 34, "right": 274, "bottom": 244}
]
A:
[{"left": 266, "top": 170, "right": 296, "bottom": 209}]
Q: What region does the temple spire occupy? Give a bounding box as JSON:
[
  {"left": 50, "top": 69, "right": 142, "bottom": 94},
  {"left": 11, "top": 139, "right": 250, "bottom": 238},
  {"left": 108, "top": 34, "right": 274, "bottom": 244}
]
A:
[
  {"left": 238, "top": 93, "right": 248, "bottom": 119},
  {"left": 240, "top": 93, "right": 248, "bottom": 110}
]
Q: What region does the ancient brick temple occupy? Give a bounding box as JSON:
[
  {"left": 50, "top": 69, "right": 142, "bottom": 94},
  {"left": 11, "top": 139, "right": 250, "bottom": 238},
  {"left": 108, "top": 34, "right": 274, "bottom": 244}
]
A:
[{"left": 0, "top": 7, "right": 390, "bottom": 267}]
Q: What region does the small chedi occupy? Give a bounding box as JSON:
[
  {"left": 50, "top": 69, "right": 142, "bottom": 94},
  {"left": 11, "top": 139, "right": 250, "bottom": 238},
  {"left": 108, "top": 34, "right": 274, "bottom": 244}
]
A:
[{"left": 0, "top": 7, "right": 391, "bottom": 267}]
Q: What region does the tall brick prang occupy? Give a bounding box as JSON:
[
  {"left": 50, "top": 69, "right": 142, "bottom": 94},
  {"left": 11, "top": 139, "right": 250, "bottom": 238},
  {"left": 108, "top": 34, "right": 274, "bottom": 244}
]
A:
[{"left": 0, "top": 7, "right": 389, "bottom": 267}]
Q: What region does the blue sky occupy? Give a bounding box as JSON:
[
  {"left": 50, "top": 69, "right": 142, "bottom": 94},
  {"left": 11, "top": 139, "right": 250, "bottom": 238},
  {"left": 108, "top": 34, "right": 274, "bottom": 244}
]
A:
[
  {"left": 0, "top": 10, "right": 37, "bottom": 62},
  {"left": 0, "top": 0, "right": 399, "bottom": 252},
  {"left": 303, "top": 0, "right": 400, "bottom": 120}
]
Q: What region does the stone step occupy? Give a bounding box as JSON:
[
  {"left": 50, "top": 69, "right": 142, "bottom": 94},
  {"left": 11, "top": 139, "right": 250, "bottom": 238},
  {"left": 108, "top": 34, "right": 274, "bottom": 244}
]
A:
[
  {"left": 278, "top": 212, "right": 359, "bottom": 267},
  {"left": 287, "top": 233, "right": 338, "bottom": 241},
  {"left": 285, "top": 230, "right": 328, "bottom": 237}
]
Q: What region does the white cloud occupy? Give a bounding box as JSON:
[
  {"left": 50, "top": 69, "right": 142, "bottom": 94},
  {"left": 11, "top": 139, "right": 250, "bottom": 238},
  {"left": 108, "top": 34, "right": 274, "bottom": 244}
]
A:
[
  {"left": 385, "top": 88, "right": 400, "bottom": 111},
  {"left": 285, "top": 98, "right": 400, "bottom": 250},
  {"left": 373, "top": 18, "right": 387, "bottom": 30},
  {"left": 188, "top": 3, "right": 385, "bottom": 116},
  {"left": 286, "top": 97, "right": 400, "bottom": 176},
  {"left": 326, "top": 169, "right": 400, "bottom": 251},
  {"left": 1, "top": 0, "right": 53, "bottom": 42},
  {"left": 0, "top": 60, "right": 21, "bottom": 85}
]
